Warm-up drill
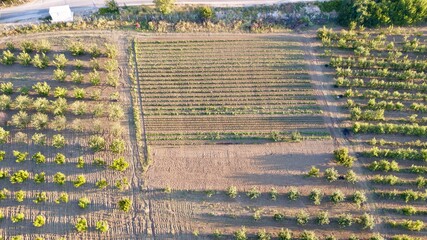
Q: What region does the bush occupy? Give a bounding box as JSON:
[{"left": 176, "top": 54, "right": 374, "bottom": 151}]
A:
[
  {"left": 0, "top": 82, "right": 13, "bottom": 95},
  {"left": 296, "top": 210, "right": 310, "bottom": 225},
  {"left": 337, "top": 213, "right": 353, "bottom": 228},
  {"left": 10, "top": 111, "right": 30, "bottom": 128},
  {"left": 269, "top": 187, "right": 278, "bottom": 201},
  {"left": 278, "top": 228, "right": 292, "bottom": 240},
  {"left": 345, "top": 170, "right": 358, "bottom": 183},
  {"left": 317, "top": 210, "right": 330, "bottom": 225},
  {"left": 10, "top": 170, "right": 29, "bottom": 184},
  {"left": 402, "top": 220, "right": 424, "bottom": 231},
  {"left": 96, "top": 179, "right": 108, "bottom": 189},
  {"left": 2, "top": 50, "right": 15, "bottom": 65},
  {"left": 227, "top": 186, "right": 238, "bottom": 198},
  {"left": 324, "top": 167, "right": 339, "bottom": 182},
  {"left": 330, "top": 190, "right": 346, "bottom": 204},
  {"left": 154, "top": 0, "right": 175, "bottom": 14},
  {"left": 0, "top": 95, "right": 11, "bottom": 110},
  {"left": 257, "top": 229, "right": 271, "bottom": 240},
  {"left": 104, "top": 43, "right": 118, "bottom": 59},
  {"left": 89, "top": 44, "right": 102, "bottom": 58},
  {"left": 369, "top": 160, "right": 399, "bottom": 172},
  {"left": 55, "top": 192, "right": 69, "bottom": 204},
  {"left": 0, "top": 127, "right": 10, "bottom": 143},
  {"left": 53, "top": 172, "right": 66, "bottom": 185},
  {"left": 234, "top": 226, "right": 247, "bottom": 240},
  {"left": 68, "top": 42, "right": 85, "bottom": 56},
  {"left": 17, "top": 51, "right": 31, "bottom": 65},
  {"left": 34, "top": 172, "right": 45, "bottom": 184},
  {"left": 72, "top": 88, "right": 84, "bottom": 99},
  {"left": 75, "top": 217, "right": 88, "bottom": 232},
  {"left": 15, "top": 190, "right": 25, "bottom": 202},
  {"left": 32, "top": 82, "right": 51, "bottom": 96},
  {"left": 76, "top": 157, "right": 84, "bottom": 169},
  {"left": 110, "top": 157, "right": 129, "bottom": 171},
  {"left": 33, "top": 98, "right": 50, "bottom": 112},
  {"left": 73, "top": 175, "right": 86, "bottom": 188},
  {"left": 11, "top": 213, "right": 25, "bottom": 223},
  {"left": 71, "top": 70, "right": 84, "bottom": 83},
  {"left": 110, "top": 139, "right": 125, "bottom": 154},
  {"left": 96, "top": 220, "right": 109, "bottom": 233},
  {"left": 53, "top": 54, "right": 68, "bottom": 69},
  {"left": 32, "top": 53, "right": 49, "bottom": 69},
  {"left": 52, "top": 134, "right": 66, "bottom": 148},
  {"left": 53, "top": 69, "right": 67, "bottom": 81},
  {"left": 78, "top": 197, "right": 90, "bottom": 209},
  {"left": 89, "top": 70, "right": 101, "bottom": 85},
  {"left": 246, "top": 187, "right": 261, "bottom": 199},
  {"left": 0, "top": 188, "right": 9, "bottom": 200},
  {"left": 300, "top": 230, "right": 318, "bottom": 240},
  {"left": 359, "top": 213, "right": 375, "bottom": 230},
  {"left": 307, "top": 166, "right": 320, "bottom": 177},
  {"left": 310, "top": 189, "right": 323, "bottom": 205},
  {"left": 31, "top": 113, "right": 49, "bottom": 130},
  {"left": 108, "top": 103, "right": 124, "bottom": 120},
  {"left": 370, "top": 233, "right": 384, "bottom": 240},
  {"left": 32, "top": 152, "right": 46, "bottom": 164},
  {"left": 334, "top": 147, "right": 356, "bottom": 167},
  {"left": 33, "top": 215, "right": 46, "bottom": 227},
  {"left": 352, "top": 191, "right": 367, "bottom": 208},
  {"left": 288, "top": 187, "right": 300, "bottom": 200},
  {"left": 115, "top": 178, "right": 129, "bottom": 191},
  {"left": 21, "top": 41, "right": 35, "bottom": 52},
  {"left": 13, "top": 150, "right": 28, "bottom": 163},
  {"left": 36, "top": 39, "right": 51, "bottom": 53},
  {"left": 55, "top": 153, "right": 66, "bottom": 164},
  {"left": 198, "top": 6, "right": 213, "bottom": 21},
  {"left": 118, "top": 198, "right": 132, "bottom": 212},
  {"left": 401, "top": 206, "right": 417, "bottom": 216},
  {"left": 33, "top": 192, "right": 47, "bottom": 204}
]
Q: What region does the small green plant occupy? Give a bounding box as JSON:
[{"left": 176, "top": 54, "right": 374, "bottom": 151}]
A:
[
  {"left": 401, "top": 206, "right": 417, "bottom": 216},
  {"left": 10, "top": 170, "right": 30, "bottom": 184},
  {"left": 0, "top": 188, "right": 9, "bottom": 200},
  {"left": 307, "top": 166, "right": 320, "bottom": 177},
  {"left": 96, "top": 179, "right": 108, "bottom": 189},
  {"left": 278, "top": 228, "right": 292, "bottom": 240},
  {"left": 269, "top": 187, "right": 278, "bottom": 201},
  {"left": 21, "top": 41, "right": 35, "bottom": 52},
  {"left": 31, "top": 53, "right": 49, "bottom": 69},
  {"left": 358, "top": 213, "right": 375, "bottom": 230},
  {"left": 2, "top": 50, "right": 16, "bottom": 65},
  {"left": 234, "top": 226, "right": 247, "bottom": 240},
  {"left": 227, "top": 186, "right": 238, "bottom": 198},
  {"left": 246, "top": 187, "right": 261, "bottom": 199},
  {"left": 17, "top": 51, "right": 31, "bottom": 65},
  {"left": 253, "top": 209, "right": 262, "bottom": 221},
  {"left": 32, "top": 82, "right": 51, "bottom": 96},
  {"left": 11, "top": 213, "right": 25, "bottom": 223},
  {"left": 55, "top": 192, "right": 69, "bottom": 204},
  {"left": 110, "top": 157, "right": 129, "bottom": 172},
  {"left": 33, "top": 215, "right": 46, "bottom": 227},
  {"left": 54, "top": 172, "right": 66, "bottom": 185},
  {"left": 115, "top": 178, "right": 129, "bottom": 191},
  {"left": 310, "top": 189, "right": 323, "bottom": 205},
  {"left": 96, "top": 220, "right": 109, "bottom": 233},
  {"left": 76, "top": 157, "right": 84, "bottom": 169},
  {"left": 78, "top": 197, "right": 90, "bottom": 209},
  {"left": 257, "top": 229, "right": 271, "bottom": 240},
  {"left": 89, "top": 70, "right": 101, "bottom": 85},
  {"left": 118, "top": 198, "right": 132, "bottom": 212},
  {"left": 89, "top": 135, "right": 106, "bottom": 152},
  {"left": 52, "top": 134, "right": 66, "bottom": 148},
  {"left": 317, "top": 210, "right": 330, "bottom": 225},
  {"left": 110, "top": 139, "right": 125, "bottom": 154},
  {"left": 296, "top": 210, "right": 310, "bottom": 225},
  {"left": 53, "top": 54, "right": 68, "bottom": 69},
  {"left": 32, "top": 152, "right": 46, "bottom": 164},
  {"left": 53, "top": 69, "right": 67, "bottom": 81},
  {"left": 13, "top": 150, "right": 28, "bottom": 163},
  {"left": 345, "top": 169, "right": 358, "bottom": 183},
  {"left": 104, "top": 43, "right": 118, "bottom": 58},
  {"left": 288, "top": 187, "right": 300, "bottom": 200},
  {"left": 75, "top": 217, "right": 88, "bottom": 232},
  {"left": 338, "top": 213, "right": 353, "bottom": 228},
  {"left": 55, "top": 153, "right": 66, "bottom": 164},
  {"left": 352, "top": 191, "right": 367, "bottom": 208},
  {"left": 300, "top": 230, "right": 318, "bottom": 240},
  {"left": 334, "top": 147, "right": 356, "bottom": 167},
  {"left": 71, "top": 70, "right": 84, "bottom": 83},
  {"left": 34, "top": 172, "right": 45, "bottom": 184},
  {"left": 0, "top": 82, "right": 13, "bottom": 95},
  {"left": 68, "top": 41, "right": 85, "bottom": 56},
  {"left": 324, "top": 167, "right": 338, "bottom": 182},
  {"left": 330, "top": 190, "right": 346, "bottom": 204},
  {"left": 33, "top": 192, "right": 47, "bottom": 204},
  {"left": 73, "top": 175, "right": 86, "bottom": 188},
  {"left": 15, "top": 190, "right": 25, "bottom": 202}
]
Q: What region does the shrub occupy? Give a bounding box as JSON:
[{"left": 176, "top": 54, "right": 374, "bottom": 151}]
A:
[
  {"left": 370, "top": 233, "right": 384, "bottom": 240},
  {"left": 71, "top": 70, "right": 84, "bottom": 83},
  {"left": 52, "top": 134, "right": 66, "bottom": 148},
  {"left": 70, "top": 101, "right": 87, "bottom": 115},
  {"left": 17, "top": 51, "right": 31, "bottom": 65},
  {"left": 369, "top": 160, "right": 399, "bottom": 172},
  {"left": 32, "top": 53, "right": 49, "bottom": 69},
  {"left": 0, "top": 170, "right": 8, "bottom": 179},
  {"left": 76, "top": 157, "right": 84, "bottom": 168},
  {"left": 14, "top": 95, "right": 32, "bottom": 110},
  {"left": 0, "top": 82, "right": 13, "bottom": 94},
  {"left": 324, "top": 167, "right": 338, "bottom": 182},
  {"left": 104, "top": 59, "right": 118, "bottom": 72},
  {"left": 118, "top": 198, "right": 132, "bottom": 212},
  {"left": 73, "top": 87, "right": 85, "bottom": 99},
  {"left": 68, "top": 42, "right": 85, "bottom": 56},
  {"left": 110, "top": 157, "right": 129, "bottom": 172},
  {"left": 94, "top": 157, "right": 106, "bottom": 167},
  {"left": 352, "top": 191, "right": 367, "bottom": 208},
  {"left": 53, "top": 69, "right": 67, "bottom": 81},
  {"left": 33, "top": 82, "right": 51, "bottom": 96},
  {"left": 53, "top": 54, "right": 68, "bottom": 69},
  {"left": 78, "top": 197, "right": 90, "bottom": 209},
  {"left": 15, "top": 190, "right": 25, "bottom": 202},
  {"left": 345, "top": 170, "right": 358, "bottom": 183},
  {"left": 34, "top": 172, "right": 45, "bottom": 184},
  {"left": 53, "top": 172, "right": 66, "bottom": 185},
  {"left": 89, "top": 135, "right": 106, "bottom": 152},
  {"left": 2, "top": 50, "right": 15, "bottom": 65},
  {"left": 10, "top": 170, "right": 29, "bottom": 184},
  {"left": 21, "top": 41, "right": 35, "bottom": 52},
  {"left": 96, "top": 179, "right": 108, "bottom": 189},
  {"left": 32, "top": 152, "right": 46, "bottom": 164},
  {"left": 31, "top": 113, "right": 49, "bottom": 130},
  {"left": 104, "top": 43, "right": 118, "bottom": 58},
  {"left": 89, "top": 70, "right": 101, "bottom": 85},
  {"left": 36, "top": 39, "right": 51, "bottom": 53},
  {"left": 0, "top": 151, "right": 5, "bottom": 161},
  {"left": 96, "top": 220, "right": 109, "bottom": 233},
  {"left": 338, "top": 213, "right": 353, "bottom": 228},
  {"left": 33, "top": 98, "right": 50, "bottom": 112},
  {"left": 107, "top": 73, "right": 119, "bottom": 87},
  {"left": 33, "top": 192, "right": 47, "bottom": 204},
  {"left": 0, "top": 188, "right": 9, "bottom": 200},
  {"left": 50, "top": 115, "right": 67, "bottom": 131},
  {"left": 288, "top": 187, "right": 300, "bottom": 200},
  {"left": 33, "top": 215, "right": 46, "bottom": 227},
  {"left": 307, "top": 166, "right": 320, "bottom": 177},
  {"left": 334, "top": 147, "right": 356, "bottom": 167},
  {"left": 278, "top": 228, "right": 292, "bottom": 240},
  {"left": 11, "top": 213, "right": 25, "bottom": 223},
  {"left": 317, "top": 210, "right": 330, "bottom": 225},
  {"left": 257, "top": 229, "right": 270, "bottom": 240},
  {"left": 270, "top": 187, "right": 278, "bottom": 201},
  {"left": 154, "top": 0, "right": 175, "bottom": 14},
  {"left": 90, "top": 58, "right": 100, "bottom": 70},
  {"left": 73, "top": 175, "right": 86, "bottom": 188},
  {"left": 13, "top": 150, "right": 28, "bottom": 163},
  {"left": 115, "top": 178, "right": 129, "bottom": 191},
  {"left": 330, "top": 190, "right": 346, "bottom": 204},
  {"left": 401, "top": 206, "right": 417, "bottom": 216},
  {"left": 227, "top": 186, "right": 238, "bottom": 198},
  {"left": 75, "top": 217, "right": 88, "bottom": 232},
  {"left": 199, "top": 6, "right": 213, "bottom": 21},
  {"left": 296, "top": 210, "right": 310, "bottom": 225},
  {"left": 55, "top": 192, "right": 69, "bottom": 204},
  {"left": 89, "top": 44, "right": 102, "bottom": 57},
  {"left": 0, "top": 127, "right": 10, "bottom": 143},
  {"left": 273, "top": 212, "right": 284, "bottom": 221},
  {"left": 10, "top": 111, "right": 30, "bottom": 128},
  {"left": 300, "top": 230, "right": 318, "bottom": 240},
  {"left": 246, "top": 187, "right": 261, "bottom": 199},
  {"left": 359, "top": 213, "right": 375, "bottom": 230},
  {"left": 55, "top": 153, "right": 66, "bottom": 164},
  {"left": 402, "top": 220, "right": 424, "bottom": 231},
  {"left": 0, "top": 95, "right": 11, "bottom": 110},
  {"left": 310, "top": 189, "right": 323, "bottom": 205},
  {"left": 110, "top": 139, "right": 125, "bottom": 154},
  {"left": 108, "top": 103, "right": 124, "bottom": 121},
  {"left": 234, "top": 226, "right": 247, "bottom": 240},
  {"left": 51, "top": 98, "right": 68, "bottom": 115}
]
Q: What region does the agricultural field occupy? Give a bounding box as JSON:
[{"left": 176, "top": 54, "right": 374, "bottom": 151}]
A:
[
  {"left": 0, "top": 33, "right": 148, "bottom": 239},
  {"left": 133, "top": 35, "right": 330, "bottom": 145},
  {"left": 318, "top": 26, "right": 427, "bottom": 239}
]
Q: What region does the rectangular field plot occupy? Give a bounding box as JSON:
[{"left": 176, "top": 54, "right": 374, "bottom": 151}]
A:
[{"left": 134, "top": 36, "right": 329, "bottom": 144}]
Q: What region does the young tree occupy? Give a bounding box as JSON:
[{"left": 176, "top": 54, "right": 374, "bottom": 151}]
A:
[
  {"left": 33, "top": 215, "right": 46, "bottom": 227},
  {"left": 278, "top": 228, "right": 292, "bottom": 240},
  {"left": 330, "top": 190, "right": 346, "bottom": 204},
  {"left": 32, "top": 82, "right": 51, "bottom": 96},
  {"left": 96, "top": 220, "right": 109, "bottom": 233},
  {"left": 307, "top": 166, "right": 320, "bottom": 177},
  {"left": 324, "top": 167, "right": 339, "bottom": 182},
  {"left": 96, "top": 179, "right": 108, "bottom": 189},
  {"left": 310, "top": 189, "right": 323, "bottom": 205},
  {"left": 52, "top": 134, "right": 66, "bottom": 148},
  {"left": 334, "top": 147, "right": 356, "bottom": 167},
  {"left": 53, "top": 172, "right": 66, "bottom": 185},
  {"left": 34, "top": 172, "right": 46, "bottom": 184},
  {"left": 10, "top": 170, "right": 30, "bottom": 184},
  {"left": 11, "top": 213, "right": 25, "bottom": 223},
  {"left": 110, "top": 157, "right": 129, "bottom": 172},
  {"left": 352, "top": 191, "right": 367, "bottom": 208},
  {"left": 358, "top": 213, "right": 375, "bottom": 230},
  {"left": 246, "top": 187, "right": 261, "bottom": 200},
  {"left": 317, "top": 210, "right": 330, "bottom": 225},
  {"left": 337, "top": 213, "right": 353, "bottom": 228},
  {"left": 296, "top": 210, "right": 310, "bottom": 225},
  {"left": 13, "top": 150, "right": 28, "bottom": 163},
  {"left": 32, "top": 152, "right": 46, "bottom": 164},
  {"left": 73, "top": 175, "right": 86, "bottom": 188},
  {"left": 227, "top": 186, "right": 238, "bottom": 198},
  {"left": 154, "top": 0, "right": 175, "bottom": 14},
  {"left": 234, "top": 226, "right": 247, "bottom": 240},
  {"left": 118, "top": 198, "right": 132, "bottom": 212},
  {"left": 89, "top": 135, "right": 106, "bottom": 152},
  {"left": 288, "top": 187, "right": 300, "bottom": 200},
  {"left": 78, "top": 197, "right": 90, "bottom": 209},
  {"left": 75, "top": 217, "right": 88, "bottom": 232},
  {"left": 15, "top": 190, "right": 25, "bottom": 202},
  {"left": 55, "top": 153, "right": 66, "bottom": 164},
  {"left": 52, "top": 54, "right": 68, "bottom": 69},
  {"left": 33, "top": 192, "right": 47, "bottom": 204},
  {"left": 55, "top": 192, "right": 69, "bottom": 204}
]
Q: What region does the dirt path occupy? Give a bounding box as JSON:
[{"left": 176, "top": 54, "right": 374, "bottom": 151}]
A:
[{"left": 301, "top": 31, "right": 386, "bottom": 234}]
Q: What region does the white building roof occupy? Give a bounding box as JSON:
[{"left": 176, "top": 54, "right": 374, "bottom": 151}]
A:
[{"left": 49, "top": 5, "right": 74, "bottom": 23}]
